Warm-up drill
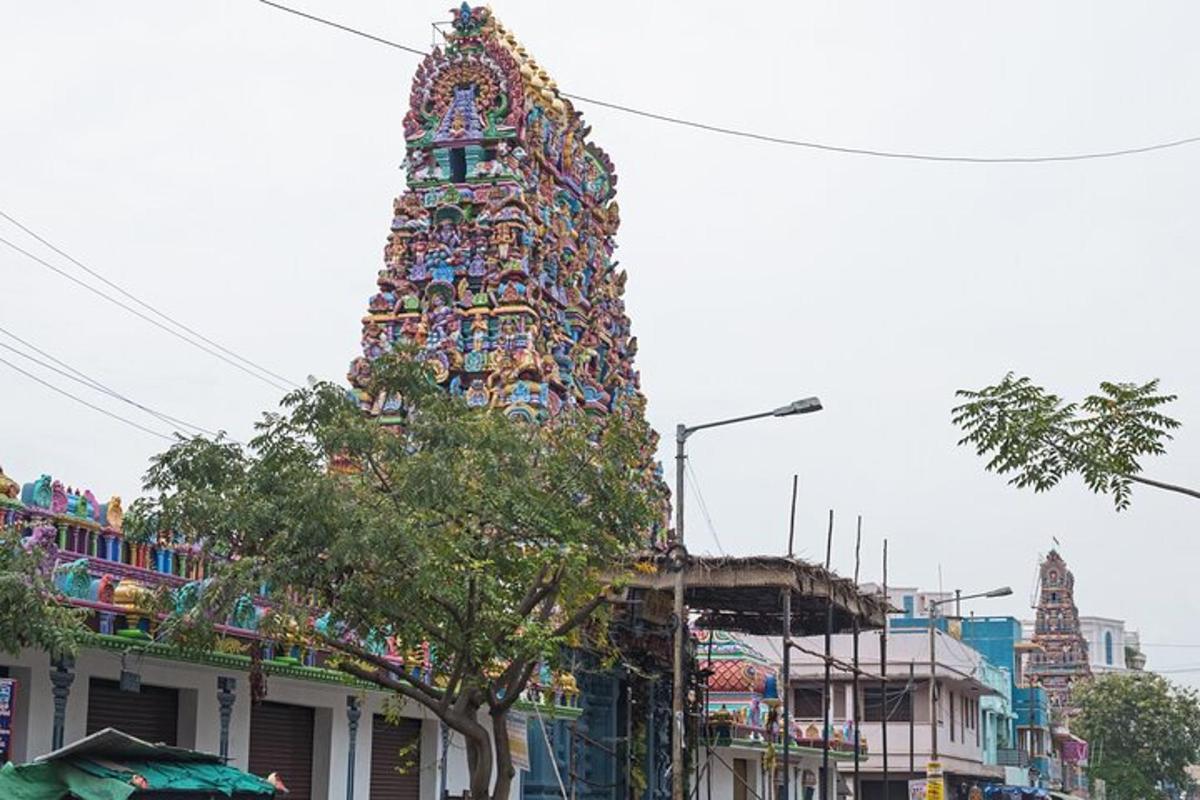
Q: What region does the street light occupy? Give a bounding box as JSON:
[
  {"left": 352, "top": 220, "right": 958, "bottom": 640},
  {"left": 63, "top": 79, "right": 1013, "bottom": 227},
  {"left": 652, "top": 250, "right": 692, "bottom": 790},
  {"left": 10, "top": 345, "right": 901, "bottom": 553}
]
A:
[
  {"left": 927, "top": 586, "right": 1013, "bottom": 761},
  {"left": 670, "top": 398, "right": 823, "bottom": 800}
]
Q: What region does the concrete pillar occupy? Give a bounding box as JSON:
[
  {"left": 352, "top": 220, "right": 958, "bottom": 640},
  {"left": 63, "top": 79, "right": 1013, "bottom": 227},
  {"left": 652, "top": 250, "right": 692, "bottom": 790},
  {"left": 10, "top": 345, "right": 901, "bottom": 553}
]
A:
[
  {"left": 49, "top": 657, "right": 75, "bottom": 750},
  {"left": 346, "top": 696, "right": 362, "bottom": 799},
  {"left": 217, "top": 677, "right": 237, "bottom": 762}
]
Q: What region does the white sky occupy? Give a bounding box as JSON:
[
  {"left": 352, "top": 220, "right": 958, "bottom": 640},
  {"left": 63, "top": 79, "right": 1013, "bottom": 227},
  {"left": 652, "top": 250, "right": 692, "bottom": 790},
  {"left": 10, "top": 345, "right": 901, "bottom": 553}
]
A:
[{"left": 4, "top": 2, "right": 1200, "bottom": 681}]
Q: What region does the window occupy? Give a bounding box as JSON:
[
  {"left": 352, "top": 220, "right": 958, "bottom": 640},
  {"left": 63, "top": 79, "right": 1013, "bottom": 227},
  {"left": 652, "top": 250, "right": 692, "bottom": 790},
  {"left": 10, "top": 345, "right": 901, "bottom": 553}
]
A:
[
  {"left": 903, "top": 595, "right": 915, "bottom": 617},
  {"left": 949, "top": 691, "right": 955, "bottom": 741},
  {"left": 793, "top": 685, "right": 824, "bottom": 718},
  {"left": 1104, "top": 631, "right": 1114, "bottom": 665},
  {"left": 733, "top": 758, "right": 752, "bottom": 800},
  {"left": 863, "top": 685, "right": 913, "bottom": 722}
]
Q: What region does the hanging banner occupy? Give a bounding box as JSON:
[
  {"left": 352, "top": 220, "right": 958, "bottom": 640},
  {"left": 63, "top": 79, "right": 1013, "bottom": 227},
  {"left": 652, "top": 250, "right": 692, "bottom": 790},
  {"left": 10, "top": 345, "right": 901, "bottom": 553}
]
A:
[
  {"left": 508, "top": 712, "right": 530, "bottom": 772},
  {"left": 908, "top": 780, "right": 928, "bottom": 800},
  {"left": 0, "top": 678, "right": 16, "bottom": 762}
]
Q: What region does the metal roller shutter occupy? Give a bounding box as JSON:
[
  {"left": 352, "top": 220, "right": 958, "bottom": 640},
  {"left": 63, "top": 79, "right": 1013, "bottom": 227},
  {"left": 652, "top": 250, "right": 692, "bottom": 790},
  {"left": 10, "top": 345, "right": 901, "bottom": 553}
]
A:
[
  {"left": 86, "top": 678, "right": 178, "bottom": 745},
  {"left": 249, "top": 701, "right": 315, "bottom": 800},
  {"left": 370, "top": 715, "right": 422, "bottom": 800}
]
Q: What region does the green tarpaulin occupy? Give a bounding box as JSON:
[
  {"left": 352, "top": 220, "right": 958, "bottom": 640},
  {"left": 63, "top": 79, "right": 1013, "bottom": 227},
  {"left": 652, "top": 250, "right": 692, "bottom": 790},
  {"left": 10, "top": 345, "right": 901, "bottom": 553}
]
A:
[{"left": 0, "top": 756, "right": 277, "bottom": 799}]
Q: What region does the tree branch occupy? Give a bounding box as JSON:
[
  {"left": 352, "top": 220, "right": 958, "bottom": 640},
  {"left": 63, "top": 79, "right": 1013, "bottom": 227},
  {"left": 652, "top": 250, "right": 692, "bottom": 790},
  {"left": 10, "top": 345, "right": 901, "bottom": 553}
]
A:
[
  {"left": 317, "top": 632, "right": 445, "bottom": 702},
  {"left": 1126, "top": 474, "right": 1200, "bottom": 501},
  {"left": 550, "top": 591, "right": 610, "bottom": 638},
  {"left": 496, "top": 659, "right": 538, "bottom": 713},
  {"left": 338, "top": 659, "right": 443, "bottom": 713}
]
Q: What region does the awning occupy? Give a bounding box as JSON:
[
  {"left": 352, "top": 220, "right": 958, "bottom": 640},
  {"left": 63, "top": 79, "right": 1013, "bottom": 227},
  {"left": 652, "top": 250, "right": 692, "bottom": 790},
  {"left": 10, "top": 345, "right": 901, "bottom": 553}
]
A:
[{"left": 0, "top": 728, "right": 277, "bottom": 799}]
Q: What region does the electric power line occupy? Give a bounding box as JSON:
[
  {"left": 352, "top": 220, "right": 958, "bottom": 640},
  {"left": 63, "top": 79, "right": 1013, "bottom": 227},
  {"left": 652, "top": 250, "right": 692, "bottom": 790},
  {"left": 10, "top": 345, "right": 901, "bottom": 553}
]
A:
[
  {"left": 684, "top": 460, "right": 725, "bottom": 555},
  {"left": 0, "top": 354, "right": 174, "bottom": 442},
  {"left": 0, "top": 326, "right": 226, "bottom": 440},
  {"left": 0, "top": 211, "right": 301, "bottom": 392},
  {"left": 1140, "top": 643, "right": 1200, "bottom": 648},
  {"left": 0, "top": 232, "right": 295, "bottom": 393},
  {"left": 258, "top": 0, "right": 1200, "bottom": 165}
]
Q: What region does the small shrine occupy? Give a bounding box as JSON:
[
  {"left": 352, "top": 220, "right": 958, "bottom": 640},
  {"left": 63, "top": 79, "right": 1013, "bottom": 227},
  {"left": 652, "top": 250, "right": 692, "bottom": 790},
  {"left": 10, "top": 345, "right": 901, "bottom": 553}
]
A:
[{"left": 698, "top": 629, "right": 776, "bottom": 742}]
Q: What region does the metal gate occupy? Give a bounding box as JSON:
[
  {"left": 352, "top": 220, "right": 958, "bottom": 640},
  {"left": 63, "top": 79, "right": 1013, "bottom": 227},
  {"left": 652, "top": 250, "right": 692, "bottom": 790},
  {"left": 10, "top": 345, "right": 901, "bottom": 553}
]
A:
[
  {"left": 370, "top": 715, "right": 422, "bottom": 800},
  {"left": 249, "top": 701, "right": 315, "bottom": 799},
  {"left": 86, "top": 678, "right": 178, "bottom": 746}
]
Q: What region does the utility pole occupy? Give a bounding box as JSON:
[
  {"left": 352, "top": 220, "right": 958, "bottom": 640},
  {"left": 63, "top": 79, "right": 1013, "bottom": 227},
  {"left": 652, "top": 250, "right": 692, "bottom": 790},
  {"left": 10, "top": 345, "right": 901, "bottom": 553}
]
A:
[
  {"left": 881, "top": 540, "right": 889, "bottom": 800},
  {"left": 672, "top": 423, "right": 687, "bottom": 800},
  {"left": 820, "top": 511, "right": 833, "bottom": 800}
]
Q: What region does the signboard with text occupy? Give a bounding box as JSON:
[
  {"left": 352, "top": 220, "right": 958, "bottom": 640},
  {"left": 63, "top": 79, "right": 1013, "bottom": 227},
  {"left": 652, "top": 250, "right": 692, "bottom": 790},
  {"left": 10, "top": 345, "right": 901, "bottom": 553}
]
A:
[
  {"left": 924, "top": 762, "right": 944, "bottom": 800},
  {"left": 0, "top": 678, "right": 16, "bottom": 763}
]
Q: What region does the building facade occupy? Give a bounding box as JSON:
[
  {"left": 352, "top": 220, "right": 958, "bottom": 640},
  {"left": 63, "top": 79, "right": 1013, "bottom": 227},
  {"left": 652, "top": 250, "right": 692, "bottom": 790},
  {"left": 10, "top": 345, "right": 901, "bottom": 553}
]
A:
[
  {"left": 1076, "top": 617, "right": 1146, "bottom": 674},
  {"left": 773, "top": 628, "right": 1005, "bottom": 800}
]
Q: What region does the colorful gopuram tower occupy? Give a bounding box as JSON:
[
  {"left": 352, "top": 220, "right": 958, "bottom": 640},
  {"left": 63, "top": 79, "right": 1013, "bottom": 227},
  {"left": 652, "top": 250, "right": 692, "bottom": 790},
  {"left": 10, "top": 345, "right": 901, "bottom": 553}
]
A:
[
  {"left": 1027, "top": 550, "right": 1091, "bottom": 714},
  {"left": 348, "top": 4, "right": 646, "bottom": 430}
]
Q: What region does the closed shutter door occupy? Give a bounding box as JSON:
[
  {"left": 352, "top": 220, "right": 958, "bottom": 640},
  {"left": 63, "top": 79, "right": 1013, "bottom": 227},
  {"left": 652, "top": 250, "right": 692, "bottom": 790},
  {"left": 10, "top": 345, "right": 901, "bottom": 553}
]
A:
[
  {"left": 249, "top": 702, "right": 314, "bottom": 800},
  {"left": 370, "top": 715, "right": 422, "bottom": 800},
  {"left": 86, "top": 678, "right": 178, "bottom": 745}
]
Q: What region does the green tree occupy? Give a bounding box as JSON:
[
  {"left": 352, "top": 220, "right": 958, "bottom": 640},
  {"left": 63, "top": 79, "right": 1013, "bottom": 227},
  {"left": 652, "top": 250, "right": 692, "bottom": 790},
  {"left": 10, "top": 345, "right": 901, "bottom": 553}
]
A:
[
  {"left": 0, "top": 524, "right": 87, "bottom": 659},
  {"left": 952, "top": 373, "right": 1197, "bottom": 510},
  {"left": 1072, "top": 672, "right": 1200, "bottom": 799},
  {"left": 133, "top": 356, "right": 661, "bottom": 800}
]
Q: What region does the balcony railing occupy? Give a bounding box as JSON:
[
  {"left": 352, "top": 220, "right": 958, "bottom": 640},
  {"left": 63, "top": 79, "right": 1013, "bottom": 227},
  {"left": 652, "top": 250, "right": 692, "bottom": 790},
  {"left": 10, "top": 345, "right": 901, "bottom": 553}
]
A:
[{"left": 996, "top": 749, "right": 1029, "bottom": 768}]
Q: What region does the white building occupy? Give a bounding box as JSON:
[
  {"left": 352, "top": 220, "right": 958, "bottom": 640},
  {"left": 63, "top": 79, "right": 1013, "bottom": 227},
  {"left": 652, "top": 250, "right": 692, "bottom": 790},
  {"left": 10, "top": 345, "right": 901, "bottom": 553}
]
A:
[
  {"left": 1, "top": 644, "right": 558, "bottom": 800},
  {"left": 1077, "top": 617, "right": 1146, "bottom": 673},
  {"left": 752, "top": 628, "right": 1004, "bottom": 800},
  {"left": 859, "top": 584, "right": 953, "bottom": 622}
]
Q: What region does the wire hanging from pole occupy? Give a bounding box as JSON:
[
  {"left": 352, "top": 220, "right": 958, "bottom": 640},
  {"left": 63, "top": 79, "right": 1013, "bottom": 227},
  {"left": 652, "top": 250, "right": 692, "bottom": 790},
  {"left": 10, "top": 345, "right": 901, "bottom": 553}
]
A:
[{"left": 256, "top": 0, "right": 1200, "bottom": 165}]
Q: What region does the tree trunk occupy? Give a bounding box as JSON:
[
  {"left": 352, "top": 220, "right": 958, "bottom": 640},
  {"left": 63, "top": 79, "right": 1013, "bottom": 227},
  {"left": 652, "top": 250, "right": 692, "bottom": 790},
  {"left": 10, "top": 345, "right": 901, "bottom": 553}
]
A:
[
  {"left": 490, "top": 708, "right": 516, "bottom": 800},
  {"left": 444, "top": 704, "right": 493, "bottom": 800}
]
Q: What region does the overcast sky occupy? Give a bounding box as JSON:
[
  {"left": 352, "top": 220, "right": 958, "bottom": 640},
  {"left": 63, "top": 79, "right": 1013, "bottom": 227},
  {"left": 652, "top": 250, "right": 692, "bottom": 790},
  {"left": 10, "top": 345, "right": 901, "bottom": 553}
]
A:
[{"left": 4, "top": 1, "right": 1200, "bottom": 681}]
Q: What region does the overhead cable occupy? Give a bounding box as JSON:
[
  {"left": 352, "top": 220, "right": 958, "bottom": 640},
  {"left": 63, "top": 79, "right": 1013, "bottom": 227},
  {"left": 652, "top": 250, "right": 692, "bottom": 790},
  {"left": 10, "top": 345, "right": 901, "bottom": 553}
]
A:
[
  {"left": 685, "top": 460, "right": 726, "bottom": 555},
  {"left": 0, "top": 354, "right": 174, "bottom": 442},
  {"left": 0, "top": 326, "right": 226, "bottom": 439},
  {"left": 0, "top": 211, "right": 301, "bottom": 390},
  {"left": 0, "top": 233, "right": 294, "bottom": 393},
  {"left": 257, "top": 0, "right": 1200, "bottom": 165}
]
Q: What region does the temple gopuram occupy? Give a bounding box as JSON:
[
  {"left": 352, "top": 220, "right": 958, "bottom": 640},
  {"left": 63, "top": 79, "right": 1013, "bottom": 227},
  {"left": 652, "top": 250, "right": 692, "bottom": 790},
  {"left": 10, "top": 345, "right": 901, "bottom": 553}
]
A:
[
  {"left": 349, "top": 4, "right": 644, "bottom": 431},
  {"left": 1028, "top": 550, "right": 1092, "bottom": 714}
]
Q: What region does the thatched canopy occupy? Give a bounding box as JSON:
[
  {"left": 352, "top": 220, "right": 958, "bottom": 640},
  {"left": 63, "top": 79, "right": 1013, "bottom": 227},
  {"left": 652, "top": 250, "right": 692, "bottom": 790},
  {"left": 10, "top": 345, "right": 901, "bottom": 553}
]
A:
[{"left": 620, "top": 553, "right": 891, "bottom": 636}]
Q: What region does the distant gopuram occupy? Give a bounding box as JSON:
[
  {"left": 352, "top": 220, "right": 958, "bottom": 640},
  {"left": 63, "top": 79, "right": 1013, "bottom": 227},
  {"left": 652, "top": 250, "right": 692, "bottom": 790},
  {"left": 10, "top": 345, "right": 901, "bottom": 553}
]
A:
[{"left": 1028, "top": 549, "right": 1092, "bottom": 714}]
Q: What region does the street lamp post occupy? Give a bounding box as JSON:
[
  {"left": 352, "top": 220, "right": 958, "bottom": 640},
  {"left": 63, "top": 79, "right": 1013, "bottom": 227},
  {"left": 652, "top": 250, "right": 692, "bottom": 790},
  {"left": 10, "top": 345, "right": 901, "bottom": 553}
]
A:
[
  {"left": 927, "top": 586, "right": 1013, "bottom": 761},
  {"left": 670, "top": 397, "right": 822, "bottom": 800}
]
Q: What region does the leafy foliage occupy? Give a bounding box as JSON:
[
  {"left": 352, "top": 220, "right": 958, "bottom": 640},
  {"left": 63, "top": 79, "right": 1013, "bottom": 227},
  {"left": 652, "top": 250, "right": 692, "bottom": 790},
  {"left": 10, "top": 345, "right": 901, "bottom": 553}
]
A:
[
  {"left": 1073, "top": 672, "right": 1200, "bottom": 799},
  {"left": 136, "top": 354, "right": 662, "bottom": 800},
  {"left": 953, "top": 373, "right": 1185, "bottom": 510},
  {"left": 0, "top": 525, "right": 87, "bottom": 659}
]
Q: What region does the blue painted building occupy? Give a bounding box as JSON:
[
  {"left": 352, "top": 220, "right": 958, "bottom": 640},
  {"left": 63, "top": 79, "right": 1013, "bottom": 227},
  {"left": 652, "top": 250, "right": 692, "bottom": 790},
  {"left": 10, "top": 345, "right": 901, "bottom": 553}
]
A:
[{"left": 888, "top": 611, "right": 1054, "bottom": 789}]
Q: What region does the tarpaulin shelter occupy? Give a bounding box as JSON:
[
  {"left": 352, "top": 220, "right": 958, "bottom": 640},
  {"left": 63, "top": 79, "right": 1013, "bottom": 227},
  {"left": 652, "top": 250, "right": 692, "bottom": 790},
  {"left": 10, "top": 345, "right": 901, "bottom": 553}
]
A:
[
  {"left": 982, "top": 786, "right": 1050, "bottom": 800},
  {"left": 0, "top": 727, "right": 278, "bottom": 799}
]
